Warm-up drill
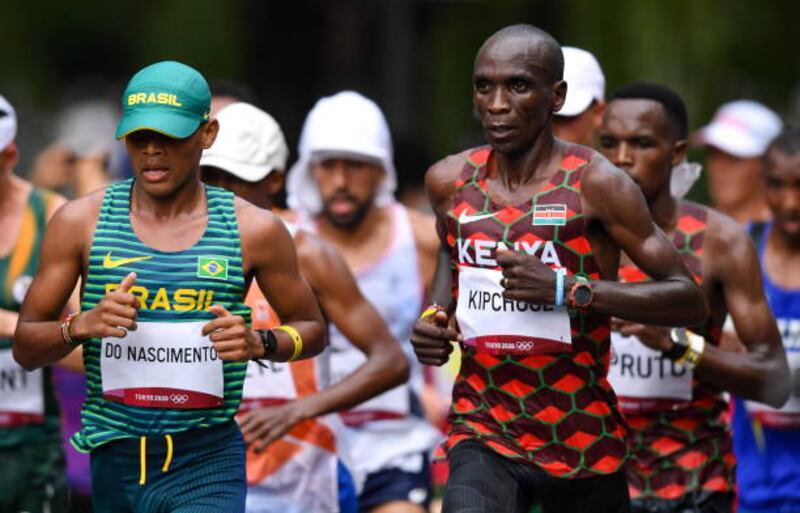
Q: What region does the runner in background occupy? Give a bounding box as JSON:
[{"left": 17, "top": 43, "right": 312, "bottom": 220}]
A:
[
  {"left": 599, "top": 82, "right": 789, "bottom": 513},
  {"left": 552, "top": 46, "right": 605, "bottom": 148},
  {"left": 0, "top": 94, "right": 78, "bottom": 513},
  {"left": 731, "top": 127, "right": 800, "bottom": 513},
  {"left": 287, "top": 90, "right": 441, "bottom": 513},
  {"left": 200, "top": 101, "right": 410, "bottom": 513},
  {"left": 695, "top": 100, "right": 782, "bottom": 225}
]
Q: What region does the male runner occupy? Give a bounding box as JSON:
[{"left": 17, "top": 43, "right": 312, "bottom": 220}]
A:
[
  {"left": 14, "top": 61, "right": 326, "bottom": 513},
  {"left": 0, "top": 95, "right": 72, "bottom": 513},
  {"left": 410, "top": 25, "right": 708, "bottom": 513},
  {"left": 200, "top": 101, "right": 410, "bottom": 513},
  {"left": 286, "top": 90, "right": 441, "bottom": 513},
  {"left": 552, "top": 46, "right": 606, "bottom": 148},
  {"left": 731, "top": 127, "right": 800, "bottom": 513},
  {"left": 598, "top": 82, "right": 789, "bottom": 513},
  {"left": 696, "top": 100, "right": 782, "bottom": 224}
]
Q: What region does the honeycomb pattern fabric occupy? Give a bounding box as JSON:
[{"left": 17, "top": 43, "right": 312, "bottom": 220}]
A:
[
  {"left": 439, "top": 145, "right": 627, "bottom": 479},
  {"left": 619, "top": 201, "right": 734, "bottom": 501}
]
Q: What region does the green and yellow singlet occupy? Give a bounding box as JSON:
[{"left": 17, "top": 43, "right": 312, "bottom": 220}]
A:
[
  {"left": 72, "top": 179, "right": 250, "bottom": 453},
  {"left": 0, "top": 187, "right": 61, "bottom": 447}
]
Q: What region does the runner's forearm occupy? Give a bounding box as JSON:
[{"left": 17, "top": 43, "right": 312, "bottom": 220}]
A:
[
  {"left": 694, "top": 342, "right": 790, "bottom": 408},
  {"left": 297, "top": 346, "right": 409, "bottom": 419},
  {"left": 0, "top": 308, "right": 18, "bottom": 339},
  {"left": 264, "top": 319, "right": 326, "bottom": 362},
  {"left": 13, "top": 320, "right": 77, "bottom": 370},
  {"left": 585, "top": 276, "right": 707, "bottom": 326}
]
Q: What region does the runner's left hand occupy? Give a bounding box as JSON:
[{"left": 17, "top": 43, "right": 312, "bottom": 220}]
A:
[
  {"left": 496, "top": 250, "right": 556, "bottom": 304},
  {"left": 203, "top": 305, "right": 263, "bottom": 361},
  {"left": 612, "top": 318, "right": 672, "bottom": 352},
  {"left": 238, "top": 401, "right": 313, "bottom": 452}
]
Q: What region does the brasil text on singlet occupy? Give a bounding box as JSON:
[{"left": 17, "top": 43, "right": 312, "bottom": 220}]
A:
[{"left": 72, "top": 180, "right": 249, "bottom": 452}]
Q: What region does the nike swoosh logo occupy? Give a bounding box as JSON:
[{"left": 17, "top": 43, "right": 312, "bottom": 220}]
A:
[
  {"left": 103, "top": 252, "right": 153, "bottom": 269},
  {"left": 458, "top": 211, "right": 497, "bottom": 224}
]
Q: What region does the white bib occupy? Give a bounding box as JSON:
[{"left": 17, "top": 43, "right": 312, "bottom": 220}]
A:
[
  {"left": 456, "top": 266, "right": 572, "bottom": 355},
  {"left": 330, "top": 348, "right": 410, "bottom": 426},
  {"left": 607, "top": 332, "right": 692, "bottom": 413},
  {"left": 241, "top": 360, "right": 296, "bottom": 410},
  {"left": 0, "top": 348, "right": 45, "bottom": 427},
  {"left": 746, "top": 350, "right": 800, "bottom": 428},
  {"left": 101, "top": 321, "right": 224, "bottom": 409}
]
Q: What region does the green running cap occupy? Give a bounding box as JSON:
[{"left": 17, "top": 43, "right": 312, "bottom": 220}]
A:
[{"left": 115, "top": 60, "right": 211, "bottom": 140}]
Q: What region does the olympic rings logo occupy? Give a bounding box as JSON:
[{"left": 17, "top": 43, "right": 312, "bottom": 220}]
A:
[
  {"left": 170, "top": 394, "right": 189, "bottom": 404},
  {"left": 517, "top": 341, "right": 534, "bottom": 352}
]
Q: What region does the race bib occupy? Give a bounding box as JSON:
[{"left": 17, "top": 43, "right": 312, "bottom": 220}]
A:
[
  {"left": 240, "top": 360, "right": 296, "bottom": 411},
  {"left": 0, "top": 348, "right": 45, "bottom": 427},
  {"left": 607, "top": 332, "right": 692, "bottom": 413},
  {"left": 456, "top": 266, "right": 572, "bottom": 355},
  {"left": 330, "top": 346, "right": 410, "bottom": 427},
  {"left": 101, "top": 322, "right": 223, "bottom": 409},
  {"left": 746, "top": 350, "right": 800, "bottom": 428}
]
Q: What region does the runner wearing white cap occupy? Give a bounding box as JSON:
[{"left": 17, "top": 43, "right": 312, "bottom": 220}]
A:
[
  {"left": 0, "top": 95, "right": 74, "bottom": 513},
  {"left": 553, "top": 46, "right": 606, "bottom": 148},
  {"left": 200, "top": 101, "right": 410, "bottom": 513},
  {"left": 287, "top": 91, "right": 441, "bottom": 513},
  {"left": 696, "top": 100, "right": 783, "bottom": 224}
]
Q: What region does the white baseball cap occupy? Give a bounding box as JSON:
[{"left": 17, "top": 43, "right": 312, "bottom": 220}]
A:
[
  {"left": 287, "top": 91, "right": 396, "bottom": 214},
  {"left": 557, "top": 47, "right": 605, "bottom": 117},
  {"left": 695, "top": 100, "right": 783, "bottom": 158},
  {"left": 200, "top": 102, "right": 288, "bottom": 182},
  {"left": 0, "top": 95, "right": 17, "bottom": 152}
]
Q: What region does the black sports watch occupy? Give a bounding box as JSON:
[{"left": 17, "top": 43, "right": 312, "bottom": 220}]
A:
[
  {"left": 257, "top": 329, "right": 278, "bottom": 359},
  {"left": 665, "top": 328, "right": 691, "bottom": 361}
]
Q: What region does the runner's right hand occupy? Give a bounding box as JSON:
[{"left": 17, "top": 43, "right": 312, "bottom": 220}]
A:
[
  {"left": 71, "top": 272, "right": 139, "bottom": 339},
  {"left": 410, "top": 309, "right": 461, "bottom": 366}
]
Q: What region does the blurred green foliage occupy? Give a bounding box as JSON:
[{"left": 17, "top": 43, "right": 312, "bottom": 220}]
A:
[{"left": 1, "top": 0, "right": 797, "bottom": 201}]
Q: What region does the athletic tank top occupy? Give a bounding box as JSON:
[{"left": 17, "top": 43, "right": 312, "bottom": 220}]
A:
[
  {"left": 72, "top": 179, "right": 249, "bottom": 452},
  {"left": 303, "top": 203, "right": 440, "bottom": 475},
  {"left": 441, "top": 146, "right": 627, "bottom": 479},
  {"left": 239, "top": 222, "right": 340, "bottom": 513},
  {"left": 0, "top": 187, "right": 61, "bottom": 447},
  {"left": 732, "top": 222, "right": 800, "bottom": 511},
  {"left": 608, "top": 201, "right": 733, "bottom": 501}
]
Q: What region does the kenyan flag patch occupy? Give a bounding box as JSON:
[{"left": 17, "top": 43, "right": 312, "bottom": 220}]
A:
[
  {"left": 197, "top": 256, "right": 229, "bottom": 280},
  {"left": 533, "top": 204, "right": 567, "bottom": 226}
]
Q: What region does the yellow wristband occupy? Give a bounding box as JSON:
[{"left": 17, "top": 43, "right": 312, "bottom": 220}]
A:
[
  {"left": 276, "top": 325, "right": 303, "bottom": 362},
  {"left": 420, "top": 304, "right": 443, "bottom": 321}
]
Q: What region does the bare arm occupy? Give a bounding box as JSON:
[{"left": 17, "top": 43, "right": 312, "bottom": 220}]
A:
[
  {"left": 697, "top": 215, "right": 788, "bottom": 407},
  {"left": 240, "top": 232, "right": 410, "bottom": 449},
  {"left": 13, "top": 195, "right": 98, "bottom": 370},
  {"left": 499, "top": 158, "right": 707, "bottom": 326},
  {"left": 236, "top": 203, "right": 326, "bottom": 361}
]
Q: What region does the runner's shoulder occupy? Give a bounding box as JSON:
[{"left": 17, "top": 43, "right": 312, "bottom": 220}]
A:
[
  {"left": 293, "top": 229, "right": 350, "bottom": 291},
  {"left": 233, "top": 196, "right": 287, "bottom": 243},
  {"left": 48, "top": 187, "right": 105, "bottom": 234},
  {"left": 425, "top": 148, "right": 475, "bottom": 202},
  {"left": 406, "top": 207, "right": 438, "bottom": 254},
  {"left": 695, "top": 201, "right": 756, "bottom": 263}
]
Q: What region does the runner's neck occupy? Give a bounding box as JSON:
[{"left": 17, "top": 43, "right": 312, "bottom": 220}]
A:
[
  {"left": 491, "top": 127, "right": 558, "bottom": 189},
  {"left": 314, "top": 204, "right": 393, "bottom": 272}
]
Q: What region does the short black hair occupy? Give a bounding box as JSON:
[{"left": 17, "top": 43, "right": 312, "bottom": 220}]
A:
[
  {"left": 611, "top": 82, "right": 688, "bottom": 139},
  {"left": 767, "top": 125, "right": 800, "bottom": 157},
  {"left": 482, "top": 24, "right": 564, "bottom": 81}
]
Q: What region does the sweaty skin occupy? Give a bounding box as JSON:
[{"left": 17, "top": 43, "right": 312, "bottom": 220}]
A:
[
  {"left": 13, "top": 122, "right": 325, "bottom": 371},
  {"left": 600, "top": 97, "right": 788, "bottom": 407},
  {"left": 201, "top": 166, "right": 409, "bottom": 449},
  {"left": 411, "top": 29, "right": 706, "bottom": 367}
]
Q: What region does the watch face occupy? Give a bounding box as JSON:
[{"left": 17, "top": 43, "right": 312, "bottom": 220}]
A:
[
  {"left": 574, "top": 285, "right": 592, "bottom": 306},
  {"left": 670, "top": 328, "right": 690, "bottom": 347}
]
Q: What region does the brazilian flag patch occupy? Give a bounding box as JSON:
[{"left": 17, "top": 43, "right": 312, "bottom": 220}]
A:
[{"left": 197, "top": 256, "right": 229, "bottom": 280}]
